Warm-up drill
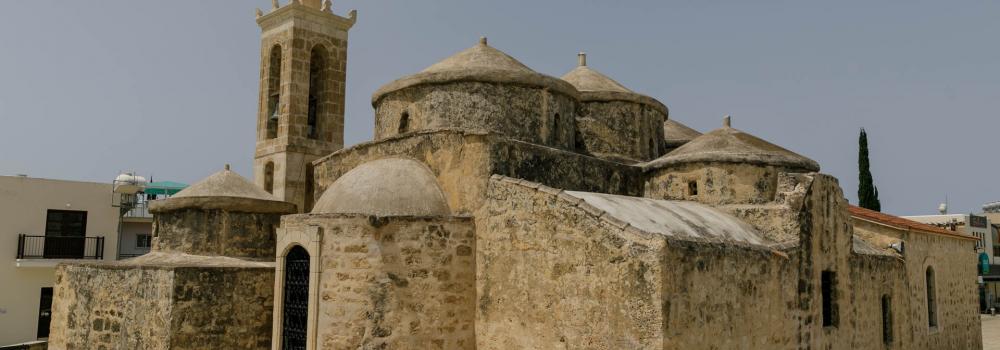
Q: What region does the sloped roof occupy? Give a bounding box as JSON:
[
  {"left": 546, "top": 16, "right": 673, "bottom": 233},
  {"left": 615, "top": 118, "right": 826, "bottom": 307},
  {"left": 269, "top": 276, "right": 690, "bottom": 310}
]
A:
[
  {"left": 372, "top": 38, "right": 577, "bottom": 105},
  {"left": 312, "top": 158, "right": 450, "bottom": 216},
  {"left": 564, "top": 191, "right": 768, "bottom": 246},
  {"left": 149, "top": 167, "right": 295, "bottom": 213},
  {"left": 848, "top": 205, "right": 979, "bottom": 241},
  {"left": 644, "top": 124, "right": 820, "bottom": 172},
  {"left": 560, "top": 54, "right": 668, "bottom": 115},
  {"left": 663, "top": 119, "right": 702, "bottom": 148}
]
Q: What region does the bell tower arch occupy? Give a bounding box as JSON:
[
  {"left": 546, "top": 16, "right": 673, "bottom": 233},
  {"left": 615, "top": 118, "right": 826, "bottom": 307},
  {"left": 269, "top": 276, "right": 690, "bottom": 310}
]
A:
[{"left": 254, "top": 1, "right": 356, "bottom": 212}]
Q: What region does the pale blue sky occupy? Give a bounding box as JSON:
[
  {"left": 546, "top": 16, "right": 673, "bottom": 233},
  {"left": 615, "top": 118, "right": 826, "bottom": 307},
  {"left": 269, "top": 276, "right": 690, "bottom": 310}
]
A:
[{"left": 0, "top": 1, "right": 997, "bottom": 215}]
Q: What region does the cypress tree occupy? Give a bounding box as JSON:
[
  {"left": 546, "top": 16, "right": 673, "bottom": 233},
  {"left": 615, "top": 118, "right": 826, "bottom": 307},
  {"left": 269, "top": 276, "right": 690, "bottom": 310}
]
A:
[{"left": 858, "top": 128, "right": 881, "bottom": 211}]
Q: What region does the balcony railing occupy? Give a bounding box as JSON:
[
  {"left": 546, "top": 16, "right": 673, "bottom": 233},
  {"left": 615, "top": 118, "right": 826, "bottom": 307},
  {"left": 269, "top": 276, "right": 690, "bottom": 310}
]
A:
[
  {"left": 123, "top": 202, "right": 152, "bottom": 219},
  {"left": 16, "top": 234, "right": 105, "bottom": 260}
]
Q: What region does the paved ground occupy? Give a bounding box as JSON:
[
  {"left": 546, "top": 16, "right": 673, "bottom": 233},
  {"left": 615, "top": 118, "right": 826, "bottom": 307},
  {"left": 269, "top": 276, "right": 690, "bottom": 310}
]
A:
[{"left": 984, "top": 315, "right": 1000, "bottom": 350}]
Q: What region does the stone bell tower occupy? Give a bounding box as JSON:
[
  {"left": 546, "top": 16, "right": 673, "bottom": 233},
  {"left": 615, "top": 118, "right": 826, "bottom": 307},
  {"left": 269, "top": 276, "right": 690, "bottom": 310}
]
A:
[{"left": 254, "top": 0, "right": 356, "bottom": 213}]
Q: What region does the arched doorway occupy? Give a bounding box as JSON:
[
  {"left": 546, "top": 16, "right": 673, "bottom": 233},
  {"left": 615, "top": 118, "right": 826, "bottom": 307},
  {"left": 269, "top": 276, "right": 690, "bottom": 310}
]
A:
[{"left": 282, "top": 246, "right": 310, "bottom": 349}]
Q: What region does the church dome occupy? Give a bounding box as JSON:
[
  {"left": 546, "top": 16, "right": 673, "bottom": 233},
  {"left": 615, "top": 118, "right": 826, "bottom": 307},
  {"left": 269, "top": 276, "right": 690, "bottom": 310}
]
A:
[
  {"left": 312, "top": 158, "right": 450, "bottom": 216},
  {"left": 645, "top": 117, "right": 820, "bottom": 172},
  {"left": 663, "top": 119, "right": 702, "bottom": 149},
  {"left": 560, "top": 53, "right": 668, "bottom": 116},
  {"left": 371, "top": 37, "right": 577, "bottom": 105},
  {"left": 149, "top": 165, "right": 296, "bottom": 213}
]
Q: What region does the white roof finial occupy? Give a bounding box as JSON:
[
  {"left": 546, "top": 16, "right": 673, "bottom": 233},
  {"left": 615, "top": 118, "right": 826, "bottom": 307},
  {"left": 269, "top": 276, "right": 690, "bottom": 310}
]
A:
[
  {"left": 578, "top": 52, "right": 587, "bottom": 67},
  {"left": 723, "top": 115, "right": 732, "bottom": 127}
]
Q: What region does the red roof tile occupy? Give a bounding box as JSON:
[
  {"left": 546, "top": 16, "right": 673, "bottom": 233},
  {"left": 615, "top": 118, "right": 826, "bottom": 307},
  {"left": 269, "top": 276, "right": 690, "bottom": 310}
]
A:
[{"left": 848, "top": 205, "right": 979, "bottom": 241}]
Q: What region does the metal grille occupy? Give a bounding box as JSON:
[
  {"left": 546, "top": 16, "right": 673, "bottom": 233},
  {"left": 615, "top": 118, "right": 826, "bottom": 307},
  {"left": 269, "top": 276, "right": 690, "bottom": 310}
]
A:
[{"left": 282, "top": 246, "right": 310, "bottom": 350}]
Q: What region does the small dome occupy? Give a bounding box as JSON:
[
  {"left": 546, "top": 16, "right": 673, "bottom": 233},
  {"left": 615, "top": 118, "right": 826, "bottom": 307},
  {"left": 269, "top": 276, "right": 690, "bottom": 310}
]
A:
[
  {"left": 149, "top": 166, "right": 296, "bottom": 214},
  {"left": 663, "top": 119, "right": 702, "bottom": 149},
  {"left": 560, "top": 53, "right": 668, "bottom": 116},
  {"left": 372, "top": 38, "right": 577, "bottom": 105},
  {"left": 312, "top": 158, "right": 450, "bottom": 216},
  {"left": 645, "top": 122, "right": 820, "bottom": 172},
  {"left": 172, "top": 167, "right": 277, "bottom": 201}
]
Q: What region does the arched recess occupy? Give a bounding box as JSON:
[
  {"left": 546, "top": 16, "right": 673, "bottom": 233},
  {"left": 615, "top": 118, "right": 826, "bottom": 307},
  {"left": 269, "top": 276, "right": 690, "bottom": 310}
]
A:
[
  {"left": 264, "top": 162, "right": 275, "bottom": 194},
  {"left": 307, "top": 45, "right": 328, "bottom": 140},
  {"left": 304, "top": 163, "right": 315, "bottom": 212},
  {"left": 267, "top": 44, "right": 282, "bottom": 140},
  {"left": 926, "top": 266, "right": 938, "bottom": 328},
  {"left": 281, "top": 245, "right": 310, "bottom": 350}
]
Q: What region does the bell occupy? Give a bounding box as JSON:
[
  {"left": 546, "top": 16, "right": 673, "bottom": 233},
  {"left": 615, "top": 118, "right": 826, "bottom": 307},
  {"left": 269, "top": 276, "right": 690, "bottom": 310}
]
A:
[{"left": 269, "top": 106, "right": 280, "bottom": 121}]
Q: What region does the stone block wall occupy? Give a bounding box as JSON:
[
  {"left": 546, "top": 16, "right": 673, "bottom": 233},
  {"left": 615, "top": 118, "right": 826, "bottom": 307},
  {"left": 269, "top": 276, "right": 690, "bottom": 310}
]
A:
[
  {"left": 153, "top": 209, "right": 280, "bottom": 259},
  {"left": 277, "top": 214, "right": 476, "bottom": 349},
  {"left": 374, "top": 82, "right": 578, "bottom": 151},
  {"left": 644, "top": 162, "right": 786, "bottom": 205},
  {"left": 576, "top": 100, "right": 666, "bottom": 162},
  {"left": 48, "top": 263, "right": 274, "bottom": 350}
]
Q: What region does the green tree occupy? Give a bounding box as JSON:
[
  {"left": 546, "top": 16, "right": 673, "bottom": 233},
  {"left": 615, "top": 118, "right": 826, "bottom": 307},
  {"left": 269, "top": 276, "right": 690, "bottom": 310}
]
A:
[{"left": 858, "top": 128, "right": 881, "bottom": 211}]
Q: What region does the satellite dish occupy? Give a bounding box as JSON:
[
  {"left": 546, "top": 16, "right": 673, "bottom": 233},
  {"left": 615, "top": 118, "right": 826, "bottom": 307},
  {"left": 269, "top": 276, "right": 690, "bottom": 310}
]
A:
[{"left": 888, "top": 241, "right": 905, "bottom": 255}]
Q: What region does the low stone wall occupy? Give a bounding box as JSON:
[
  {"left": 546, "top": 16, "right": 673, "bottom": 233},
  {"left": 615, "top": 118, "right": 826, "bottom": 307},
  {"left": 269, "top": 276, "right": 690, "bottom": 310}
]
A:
[{"left": 48, "top": 262, "right": 274, "bottom": 350}]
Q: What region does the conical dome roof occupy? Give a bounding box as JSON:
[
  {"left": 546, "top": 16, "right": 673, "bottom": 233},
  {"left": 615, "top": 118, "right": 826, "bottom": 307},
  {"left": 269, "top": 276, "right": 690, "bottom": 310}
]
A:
[
  {"left": 149, "top": 165, "right": 296, "bottom": 213},
  {"left": 663, "top": 119, "right": 702, "bottom": 148},
  {"left": 312, "top": 158, "right": 450, "bottom": 216},
  {"left": 372, "top": 37, "right": 578, "bottom": 105},
  {"left": 560, "top": 53, "right": 668, "bottom": 116},
  {"left": 645, "top": 118, "right": 819, "bottom": 172}
]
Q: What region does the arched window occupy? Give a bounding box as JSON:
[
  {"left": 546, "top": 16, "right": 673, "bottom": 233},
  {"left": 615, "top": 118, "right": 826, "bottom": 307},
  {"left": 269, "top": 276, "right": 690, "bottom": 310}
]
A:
[
  {"left": 264, "top": 162, "right": 275, "bottom": 194},
  {"left": 266, "top": 44, "right": 282, "bottom": 140},
  {"left": 398, "top": 112, "right": 410, "bottom": 134},
  {"left": 307, "top": 45, "right": 326, "bottom": 140},
  {"left": 926, "top": 266, "right": 938, "bottom": 328},
  {"left": 281, "top": 246, "right": 310, "bottom": 349},
  {"left": 304, "top": 164, "right": 315, "bottom": 212}
]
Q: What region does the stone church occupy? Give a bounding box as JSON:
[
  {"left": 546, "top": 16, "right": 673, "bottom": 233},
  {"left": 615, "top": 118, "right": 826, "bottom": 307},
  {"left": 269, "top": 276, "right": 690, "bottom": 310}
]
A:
[{"left": 46, "top": 1, "right": 982, "bottom": 349}]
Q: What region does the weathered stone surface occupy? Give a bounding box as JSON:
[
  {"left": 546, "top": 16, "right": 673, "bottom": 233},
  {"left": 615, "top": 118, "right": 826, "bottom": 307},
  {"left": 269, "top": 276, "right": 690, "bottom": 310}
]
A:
[
  {"left": 311, "top": 157, "right": 450, "bottom": 216},
  {"left": 278, "top": 214, "right": 475, "bottom": 349},
  {"left": 48, "top": 262, "right": 274, "bottom": 350},
  {"left": 575, "top": 100, "right": 666, "bottom": 162},
  {"left": 152, "top": 209, "right": 282, "bottom": 259}
]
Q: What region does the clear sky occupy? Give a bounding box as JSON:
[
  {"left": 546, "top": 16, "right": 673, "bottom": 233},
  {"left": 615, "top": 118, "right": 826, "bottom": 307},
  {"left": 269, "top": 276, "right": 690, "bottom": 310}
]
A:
[{"left": 0, "top": 1, "right": 997, "bottom": 215}]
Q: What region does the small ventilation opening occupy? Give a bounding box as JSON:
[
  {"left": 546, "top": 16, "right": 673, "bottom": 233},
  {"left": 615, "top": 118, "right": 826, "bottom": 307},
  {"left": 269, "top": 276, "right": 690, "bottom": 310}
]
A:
[
  {"left": 398, "top": 112, "right": 410, "bottom": 134},
  {"left": 881, "top": 294, "right": 893, "bottom": 345},
  {"left": 822, "top": 270, "right": 838, "bottom": 327},
  {"left": 688, "top": 180, "right": 698, "bottom": 196}
]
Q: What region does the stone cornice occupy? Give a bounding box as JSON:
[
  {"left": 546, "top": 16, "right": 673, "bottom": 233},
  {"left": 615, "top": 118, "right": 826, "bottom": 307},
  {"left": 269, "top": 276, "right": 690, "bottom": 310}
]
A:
[{"left": 257, "top": 2, "right": 356, "bottom": 36}]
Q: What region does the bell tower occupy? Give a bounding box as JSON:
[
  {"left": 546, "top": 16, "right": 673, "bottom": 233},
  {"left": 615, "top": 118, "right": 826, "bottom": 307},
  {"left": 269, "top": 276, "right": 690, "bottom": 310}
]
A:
[{"left": 254, "top": 0, "right": 356, "bottom": 213}]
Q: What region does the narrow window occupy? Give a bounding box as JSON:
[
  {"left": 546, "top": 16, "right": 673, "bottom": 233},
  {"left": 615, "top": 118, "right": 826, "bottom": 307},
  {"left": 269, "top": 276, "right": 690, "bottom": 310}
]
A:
[
  {"left": 398, "top": 111, "right": 410, "bottom": 134},
  {"left": 307, "top": 45, "right": 326, "bottom": 139},
  {"left": 552, "top": 113, "right": 561, "bottom": 143},
  {"left": 264, "top": 162, "right": 275, "bottom": 194},
  {"left": 821, "top": 270, "right": 837, "bottom": 327},
  {"left": 281, "top": 246, "right": 310, "bottom": 349},
  {"left": 926, "top": 267, "right": 938, "bottom": 328},
  {"left": 304, "top": 164, "right": 315, "bottom": 212},
  {"left": 649, "top": 138, "right": 656, "bottom": 157},
  {"left": 688, "top": 180, "right": 698, "bottom": 196},
  {"left": 881, "top": 294, "right": 893, "bottom": 345},
  {"left": 266, "top": 44, "right": 282, "bottom": 139}
]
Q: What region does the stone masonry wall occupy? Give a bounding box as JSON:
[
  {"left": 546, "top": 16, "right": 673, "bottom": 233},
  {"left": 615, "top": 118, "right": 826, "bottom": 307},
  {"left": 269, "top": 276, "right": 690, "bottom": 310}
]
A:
[
  {"left": 153, "top": 209, "right": 280, "bottom": 259},
  {"left": 853, "top": 218, "right": 982, "bottom": 349},
  {"left": 374, "top": 82, "right": 578, "bottom": 151},
  {"left": 48, "top": 264, "right": 274, "bottom": 350},
  {"left": 847, "top": 254, "right": 908, "bottom": 349},
  {"left": 279, "top": 214, "right": 476, "bottom": 349},
  {"left": 312, "top": 130, "right": 642, "bottom": 215},
  {"left": 49, "top": 264, "right": 174, "bottom": 350},
  {"left": 644, "top": 162, "right": 785, "bottom": 205},
  {"left": 576, "top": 100, "right": 666, "bottom": 162},
  {"left": 479, "top": 177, "right": 665, "bottom": 349}
]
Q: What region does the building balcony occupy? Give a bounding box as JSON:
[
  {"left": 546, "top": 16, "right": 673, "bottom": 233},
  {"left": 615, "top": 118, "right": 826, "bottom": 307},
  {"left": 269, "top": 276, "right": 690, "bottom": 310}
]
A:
[
  {"left": 15, "top": 234, "right": 105, "bottom": 267},
  {"left": 123, "top": 202, "right": 153, "bottom": 221}
]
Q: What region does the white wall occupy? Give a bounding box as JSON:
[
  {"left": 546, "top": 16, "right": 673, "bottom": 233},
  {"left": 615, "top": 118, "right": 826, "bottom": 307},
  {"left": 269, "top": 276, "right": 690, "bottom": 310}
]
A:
[{"left": 0, "top": 176, "right": 119, "bottom": 345}]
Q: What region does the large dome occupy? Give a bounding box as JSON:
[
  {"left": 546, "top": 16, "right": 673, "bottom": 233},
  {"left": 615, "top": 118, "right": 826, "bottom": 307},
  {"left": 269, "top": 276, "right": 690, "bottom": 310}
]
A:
[
  {"left": 312, "top": 158, "right": 450, "bottom": 216},
  {"left": 371, "top": 37, "right": 577, "bottom": 105},
  {"left": 645, "top": 119, "right": 820, "bottom": 172}
]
